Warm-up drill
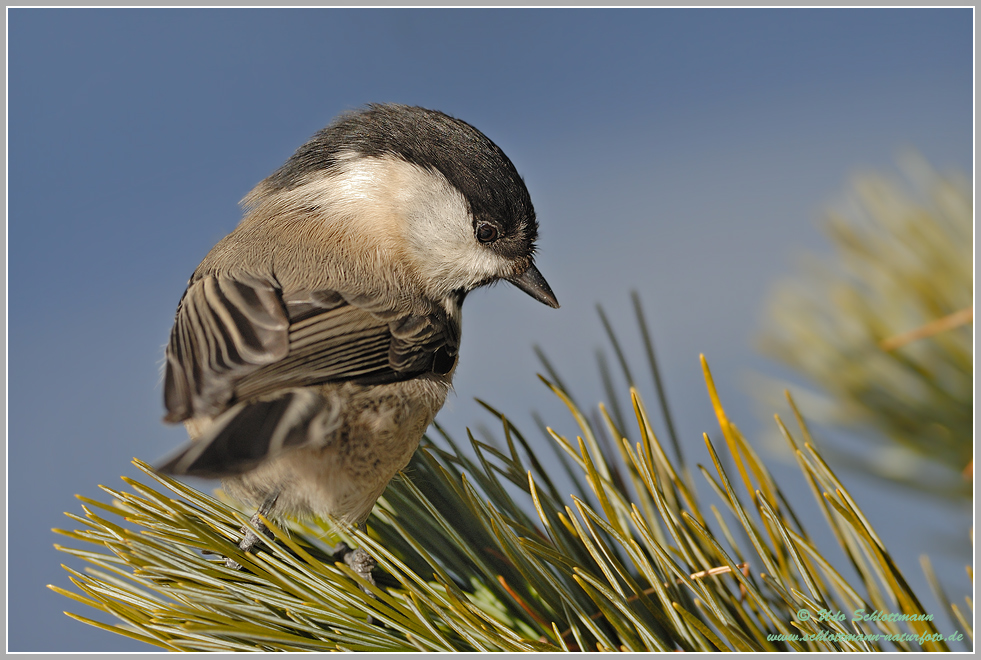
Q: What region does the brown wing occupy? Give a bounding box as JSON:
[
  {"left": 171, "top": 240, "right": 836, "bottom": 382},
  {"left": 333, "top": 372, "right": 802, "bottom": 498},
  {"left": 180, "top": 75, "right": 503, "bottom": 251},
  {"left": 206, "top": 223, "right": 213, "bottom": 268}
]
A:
[
  {"left": 162, "top": 274, "right": 459, "bottom": 424},
  {"left": 163, "top": 274, "right": 290, "bottom": 422}
]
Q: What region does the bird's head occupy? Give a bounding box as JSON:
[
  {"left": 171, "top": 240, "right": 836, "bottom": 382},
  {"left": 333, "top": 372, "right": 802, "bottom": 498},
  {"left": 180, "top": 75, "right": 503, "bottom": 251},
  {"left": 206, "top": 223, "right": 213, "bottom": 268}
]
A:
[{"left": 244, "top": 104, "right": 559, "bottom": 309}]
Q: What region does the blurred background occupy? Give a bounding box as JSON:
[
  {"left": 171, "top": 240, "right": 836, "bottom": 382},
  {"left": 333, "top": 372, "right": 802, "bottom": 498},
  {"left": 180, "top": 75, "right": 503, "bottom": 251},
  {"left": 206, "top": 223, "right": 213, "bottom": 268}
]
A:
[{"left": 8, "top": 8, "right": 973, "bottom": 652}]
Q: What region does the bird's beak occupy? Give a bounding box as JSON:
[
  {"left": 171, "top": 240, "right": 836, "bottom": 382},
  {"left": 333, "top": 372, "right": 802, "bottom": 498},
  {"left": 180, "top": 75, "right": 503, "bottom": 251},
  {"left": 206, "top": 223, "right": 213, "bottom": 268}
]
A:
[{"left": 507, "top": 264, "right": 560, "bottom": 308}]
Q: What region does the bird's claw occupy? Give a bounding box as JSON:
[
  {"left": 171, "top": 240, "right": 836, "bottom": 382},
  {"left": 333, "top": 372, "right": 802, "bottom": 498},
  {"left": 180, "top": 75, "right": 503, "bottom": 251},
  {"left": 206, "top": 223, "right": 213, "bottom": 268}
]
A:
[
  {"left": 225, "top": 511, "right": 277, "bottom": 570},
  {"left": 331, "top": 541, "right": 377, "bottom": 589}
]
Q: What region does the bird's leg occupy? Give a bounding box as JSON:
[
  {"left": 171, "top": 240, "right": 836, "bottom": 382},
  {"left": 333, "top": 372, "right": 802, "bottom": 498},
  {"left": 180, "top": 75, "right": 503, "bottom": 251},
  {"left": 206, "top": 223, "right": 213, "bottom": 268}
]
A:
[
  {"left": 329, "top": 523, "right": 379, "bottom": 626},
  {"left": 225, "top": 492, "right": 280, "bottom": 570},
  {"left": 332, "top": 521, "right": 377, "bottom": 591},
  {"left": 344, "top": 524, "right": 378, "bottom": 589}
]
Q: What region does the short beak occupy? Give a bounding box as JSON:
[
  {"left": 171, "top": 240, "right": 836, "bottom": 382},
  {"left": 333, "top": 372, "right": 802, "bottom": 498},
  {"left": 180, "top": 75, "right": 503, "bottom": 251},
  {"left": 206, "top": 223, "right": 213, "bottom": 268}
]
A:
[{"left": 507, "top": 264, "right": 560, "bottom": 308}]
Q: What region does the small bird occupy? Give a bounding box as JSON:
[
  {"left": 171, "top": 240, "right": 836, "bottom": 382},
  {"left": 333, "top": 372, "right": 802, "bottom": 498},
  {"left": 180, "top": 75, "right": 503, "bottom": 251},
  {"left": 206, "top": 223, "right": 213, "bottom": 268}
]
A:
[{"left": 157, "top": 104, "right": 558, "bottom": 581}]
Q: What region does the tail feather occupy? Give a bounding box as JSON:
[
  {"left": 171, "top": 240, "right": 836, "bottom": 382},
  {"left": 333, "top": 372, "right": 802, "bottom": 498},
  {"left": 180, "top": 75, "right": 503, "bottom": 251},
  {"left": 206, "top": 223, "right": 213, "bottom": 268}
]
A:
[{"left": 157, "top": 389, "right": 331, "bottom": 478}]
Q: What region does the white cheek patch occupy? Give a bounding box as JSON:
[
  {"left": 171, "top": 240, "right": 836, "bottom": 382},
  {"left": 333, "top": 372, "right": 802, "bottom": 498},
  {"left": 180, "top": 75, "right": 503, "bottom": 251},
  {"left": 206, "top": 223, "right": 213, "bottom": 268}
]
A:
[{"left": 397, "top": 170, "right": 511, "bottom": 294}]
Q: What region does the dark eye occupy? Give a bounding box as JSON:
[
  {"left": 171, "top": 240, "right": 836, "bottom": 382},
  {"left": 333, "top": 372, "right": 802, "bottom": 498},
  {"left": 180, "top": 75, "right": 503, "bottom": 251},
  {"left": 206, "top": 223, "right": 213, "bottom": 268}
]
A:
[{"left": 476, "top": 223, "right": 499, "bottom": 243}]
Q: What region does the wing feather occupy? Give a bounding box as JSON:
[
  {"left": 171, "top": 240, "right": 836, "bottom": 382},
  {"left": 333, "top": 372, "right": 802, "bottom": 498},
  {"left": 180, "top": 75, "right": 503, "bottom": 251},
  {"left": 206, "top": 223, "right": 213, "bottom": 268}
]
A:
[
  {"left": 163, "top": 275, "right": 459, "bottom": 423},
  {"left": 164, "top": 274, "right": 290, "bottom": 422}
]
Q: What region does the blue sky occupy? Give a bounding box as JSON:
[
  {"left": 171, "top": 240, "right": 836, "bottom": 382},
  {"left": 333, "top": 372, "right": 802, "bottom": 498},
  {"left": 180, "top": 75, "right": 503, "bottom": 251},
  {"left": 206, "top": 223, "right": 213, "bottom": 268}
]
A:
[{"left": 9, "top": 8, "right": 973, "bottom": 652}]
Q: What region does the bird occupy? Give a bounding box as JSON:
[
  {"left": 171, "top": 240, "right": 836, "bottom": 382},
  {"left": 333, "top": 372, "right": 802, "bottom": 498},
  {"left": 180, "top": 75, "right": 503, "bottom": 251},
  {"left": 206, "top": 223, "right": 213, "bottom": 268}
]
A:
[{"left": 156, "top": 103, "right": 559, "bottom": 582}]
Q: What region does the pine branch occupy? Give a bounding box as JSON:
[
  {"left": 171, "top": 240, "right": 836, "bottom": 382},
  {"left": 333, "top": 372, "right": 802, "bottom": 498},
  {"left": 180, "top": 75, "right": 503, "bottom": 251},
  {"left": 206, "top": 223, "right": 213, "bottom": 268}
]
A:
[{"left": 52, "top": 349, "right": 970, "bottom": 651}]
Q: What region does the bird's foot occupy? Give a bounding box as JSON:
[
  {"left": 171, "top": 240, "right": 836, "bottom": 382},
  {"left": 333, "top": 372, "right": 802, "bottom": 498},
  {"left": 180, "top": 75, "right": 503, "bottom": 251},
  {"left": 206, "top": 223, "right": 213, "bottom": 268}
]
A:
[
  {"left": 331, "top": 541, "right": 379, "bottom": 625},
  {"left": 226, "top": 506, "right": 278, "bottom": 570},
  {"left": 331, "top": 542, "right": 377, "bottom": 591}
]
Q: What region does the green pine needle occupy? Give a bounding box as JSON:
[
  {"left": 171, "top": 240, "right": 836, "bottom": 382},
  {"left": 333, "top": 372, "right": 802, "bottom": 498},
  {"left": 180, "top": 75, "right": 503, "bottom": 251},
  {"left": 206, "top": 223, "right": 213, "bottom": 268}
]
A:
[{"left": 52, "top": 340, "right": 970, "bottom": 651}]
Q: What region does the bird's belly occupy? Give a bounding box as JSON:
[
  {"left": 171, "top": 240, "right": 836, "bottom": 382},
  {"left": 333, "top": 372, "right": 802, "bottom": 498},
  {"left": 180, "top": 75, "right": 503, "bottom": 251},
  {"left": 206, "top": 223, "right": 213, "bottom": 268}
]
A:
[{"left": 221, "top": 376, "right": 450, "bottom": 525}]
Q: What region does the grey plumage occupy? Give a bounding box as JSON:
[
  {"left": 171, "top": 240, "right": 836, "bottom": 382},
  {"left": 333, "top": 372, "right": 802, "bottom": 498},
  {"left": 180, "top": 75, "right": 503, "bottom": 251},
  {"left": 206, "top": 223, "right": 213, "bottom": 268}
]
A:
[{"left": 157, "top": 103, "right": 557, "bottom": 571}]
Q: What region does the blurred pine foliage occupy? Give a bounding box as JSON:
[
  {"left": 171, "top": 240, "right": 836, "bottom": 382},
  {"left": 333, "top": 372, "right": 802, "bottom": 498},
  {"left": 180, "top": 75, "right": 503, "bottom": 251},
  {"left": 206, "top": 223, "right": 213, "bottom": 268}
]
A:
[
  {"left": 52, "top": 300, "right": 972, "bottom": 651},
  {"left": 758, "top": 153, "right": 973, "bottom": 500}
]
